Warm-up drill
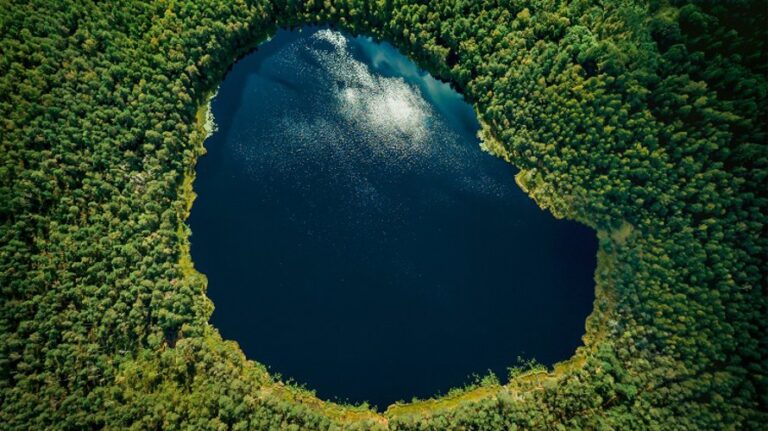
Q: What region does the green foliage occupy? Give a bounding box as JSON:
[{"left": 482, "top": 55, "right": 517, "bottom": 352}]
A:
[{"left": 1, "top": 0, "right": 765, "bottom": 429}]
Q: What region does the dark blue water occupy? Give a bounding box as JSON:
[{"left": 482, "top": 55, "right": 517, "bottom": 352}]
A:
[{"left": 188, "top": 27, "right": 597, "bottom": 408}]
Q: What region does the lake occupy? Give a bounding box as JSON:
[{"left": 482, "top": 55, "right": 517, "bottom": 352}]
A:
[{"left": 188, "top": 27, "right": 597, "bottom": 408}]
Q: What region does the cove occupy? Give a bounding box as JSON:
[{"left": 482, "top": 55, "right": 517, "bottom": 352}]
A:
[{"left": 188, "top": 27, "right": 597, "bottom": 408}]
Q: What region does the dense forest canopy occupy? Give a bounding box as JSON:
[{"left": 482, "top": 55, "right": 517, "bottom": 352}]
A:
[{"left": 1, "top": 0, "right": 766, "bottom": 430}]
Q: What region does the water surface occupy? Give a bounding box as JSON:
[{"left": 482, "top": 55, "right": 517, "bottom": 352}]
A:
[{"left": 189, "top": 27, "right": 597, "bottom": 408}]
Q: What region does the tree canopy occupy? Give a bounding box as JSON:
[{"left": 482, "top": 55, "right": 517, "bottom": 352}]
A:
[{"left": 1, "top": 0, "right": 765, "bottom": 429}]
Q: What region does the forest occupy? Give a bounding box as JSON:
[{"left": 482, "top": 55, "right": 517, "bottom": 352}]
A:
[{"left": 1, "top": 0, "right": 766, "bottom": 430}]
